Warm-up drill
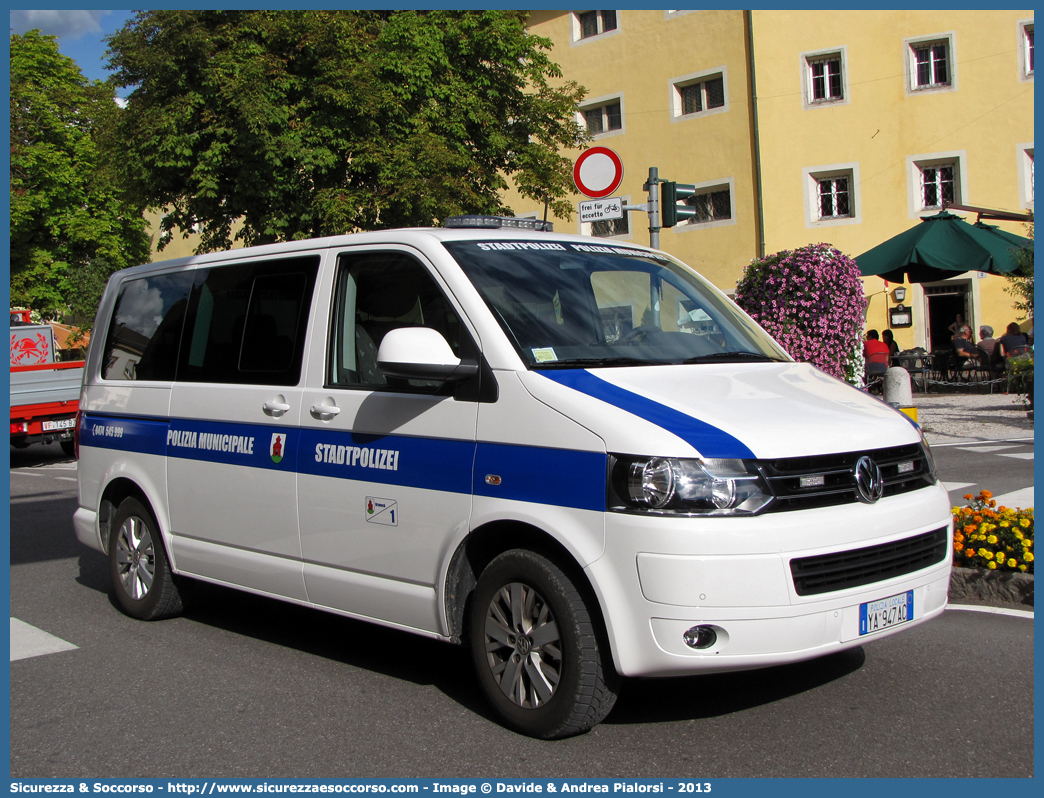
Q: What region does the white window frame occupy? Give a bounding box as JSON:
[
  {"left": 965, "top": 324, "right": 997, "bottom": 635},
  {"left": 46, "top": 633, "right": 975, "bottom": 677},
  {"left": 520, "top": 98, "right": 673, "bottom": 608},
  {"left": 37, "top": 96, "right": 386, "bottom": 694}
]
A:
[
  {"left": 670, "top": 177, "right": 737, "bottom": 233},
  {"left": 570, "top": 10, "right": 621, "bottom": 46},
  {"left": 802, "top": 163, "right": 861, "bottom": 229},
  {"left": 669, "top": 66, "right": 729, "bottom": 123},
  {"left": 1018, "top": 20, "right": 1034, "bottom": 81},
  {"left": 800, "top": 47, "right": 849, "bottom": 110},
  {"left": 579, "top": 195, "right": 633, "bottom": 241},
  {"left": 904, "top": 32, "right": 957, "bottom": 95},
  {"left": 906, "top": 151, "right": 968, "bottom": 218},
  {"left": 1018, "top": 144, "right": 1034, "bottom": 211},
  {"left": 576, "top": 92, "right": 625, "bottom": 139}
]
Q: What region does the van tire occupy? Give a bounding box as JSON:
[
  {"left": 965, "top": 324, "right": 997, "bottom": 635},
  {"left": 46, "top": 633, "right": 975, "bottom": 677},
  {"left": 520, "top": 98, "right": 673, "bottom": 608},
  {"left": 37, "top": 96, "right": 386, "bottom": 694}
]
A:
[
  {"left": 469, "top": 549, "right": 618, "bottom": 738},
  {"left": 109, "top": 497, "right": 183, "bottom": 621}
]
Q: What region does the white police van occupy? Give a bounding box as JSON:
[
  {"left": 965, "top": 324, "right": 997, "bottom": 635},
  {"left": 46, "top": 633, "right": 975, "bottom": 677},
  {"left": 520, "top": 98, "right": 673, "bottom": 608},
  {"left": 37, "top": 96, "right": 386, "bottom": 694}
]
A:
[{"left": 75, "top": 216, "right": 952, "bottom": 738}]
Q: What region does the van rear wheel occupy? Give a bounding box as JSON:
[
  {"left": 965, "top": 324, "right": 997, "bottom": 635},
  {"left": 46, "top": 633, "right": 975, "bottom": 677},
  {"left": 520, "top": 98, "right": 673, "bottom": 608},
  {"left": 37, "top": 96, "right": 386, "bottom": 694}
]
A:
[
  {"left": 469, "top": 549, "right": 617, "bottom": 738},
  {"left": 109, "top": 497, "right": 183, "bottom": 621}
]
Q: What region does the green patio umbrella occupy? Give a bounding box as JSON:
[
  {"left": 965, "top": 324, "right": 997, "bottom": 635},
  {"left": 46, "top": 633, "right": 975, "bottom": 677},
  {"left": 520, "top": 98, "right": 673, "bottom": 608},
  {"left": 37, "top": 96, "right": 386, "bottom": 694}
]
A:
[{"left": 856, "top": 211, "right": 1031, "bottom": 283}]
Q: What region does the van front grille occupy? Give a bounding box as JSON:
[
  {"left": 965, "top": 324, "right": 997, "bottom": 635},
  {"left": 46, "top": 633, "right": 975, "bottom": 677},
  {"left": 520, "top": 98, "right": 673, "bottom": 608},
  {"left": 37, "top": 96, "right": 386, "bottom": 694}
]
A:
[
  {"left": 762, "top": 444, "right": 935, "bottom": 513},
  {"left": 790, "top": 527, "right": 948, "bottom": 596}
]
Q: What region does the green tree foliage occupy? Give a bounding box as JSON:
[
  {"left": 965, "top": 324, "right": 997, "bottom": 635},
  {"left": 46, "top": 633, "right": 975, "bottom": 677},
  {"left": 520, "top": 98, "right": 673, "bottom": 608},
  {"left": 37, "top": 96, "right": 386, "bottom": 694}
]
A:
[
  {"left": 106, "top": 10, "right": 588, "bottom": 253},
  {"left": 10, "top": 30, "right": 151, "bottom": 325},
  {"left": 1005, "top": 220, "right": 1034, "bottom": 320}
]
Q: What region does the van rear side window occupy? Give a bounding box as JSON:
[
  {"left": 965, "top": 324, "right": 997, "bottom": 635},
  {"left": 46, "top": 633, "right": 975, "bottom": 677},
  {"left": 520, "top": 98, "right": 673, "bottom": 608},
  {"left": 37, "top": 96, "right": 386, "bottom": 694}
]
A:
[
  {"left": 102, "top": 272, "right": 193, "bottom": 381},
  {"left": 178, "top": 256, "right": 320, "bottom": 386}
]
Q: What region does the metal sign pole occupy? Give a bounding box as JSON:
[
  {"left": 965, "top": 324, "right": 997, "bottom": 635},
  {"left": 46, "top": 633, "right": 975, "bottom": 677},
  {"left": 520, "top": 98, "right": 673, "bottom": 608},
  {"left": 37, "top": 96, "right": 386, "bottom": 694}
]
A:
[{"left": 644, "top": 166, "right": 661, "bottom": 250}]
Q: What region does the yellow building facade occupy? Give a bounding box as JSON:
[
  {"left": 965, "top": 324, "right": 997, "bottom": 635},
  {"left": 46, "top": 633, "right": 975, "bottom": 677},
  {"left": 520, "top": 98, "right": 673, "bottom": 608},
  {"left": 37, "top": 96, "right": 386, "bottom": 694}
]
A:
[{"left": 510, "top": 10, "right": 1034, "bottom": 353}]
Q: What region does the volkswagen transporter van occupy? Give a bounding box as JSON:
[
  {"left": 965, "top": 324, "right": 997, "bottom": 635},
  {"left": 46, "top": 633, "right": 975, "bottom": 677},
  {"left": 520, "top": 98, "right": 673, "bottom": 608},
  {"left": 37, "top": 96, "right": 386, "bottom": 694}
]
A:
[{"left": 75, "top": 217, "right": 952, "bottom": 738}]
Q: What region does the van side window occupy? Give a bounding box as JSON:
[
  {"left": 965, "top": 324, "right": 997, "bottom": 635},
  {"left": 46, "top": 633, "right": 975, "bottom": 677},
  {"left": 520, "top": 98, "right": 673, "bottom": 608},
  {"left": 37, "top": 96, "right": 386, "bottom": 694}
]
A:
[
  {"left": 101, "top": 272, "right": 193, "bottom": 381},
  {"left": 178, "top": 256, "right": 319, "bottom": 386},
  {"left": 329, "top": 251, "right": 462, "bottom": 391}
]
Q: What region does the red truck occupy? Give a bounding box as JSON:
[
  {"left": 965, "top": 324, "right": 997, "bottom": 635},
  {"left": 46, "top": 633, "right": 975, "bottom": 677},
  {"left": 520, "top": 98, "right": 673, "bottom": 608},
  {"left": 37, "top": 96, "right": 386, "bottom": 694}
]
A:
[{"left": 10, "top": 311, "right": 84, "bottom": 456}]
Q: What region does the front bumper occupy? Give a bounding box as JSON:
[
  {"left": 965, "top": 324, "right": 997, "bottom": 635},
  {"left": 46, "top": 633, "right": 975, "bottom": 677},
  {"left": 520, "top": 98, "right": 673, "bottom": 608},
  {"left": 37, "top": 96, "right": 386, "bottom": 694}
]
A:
[{"left": 586, "top": 483, "right": 953, "bottom": 677}]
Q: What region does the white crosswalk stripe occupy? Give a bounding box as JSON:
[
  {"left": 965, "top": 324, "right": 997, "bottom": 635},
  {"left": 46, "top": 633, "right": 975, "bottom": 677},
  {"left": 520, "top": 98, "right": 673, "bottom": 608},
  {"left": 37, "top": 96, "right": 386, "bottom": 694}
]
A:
[{"left": 10, "top": 618, "right": 78, "bottom": 662}]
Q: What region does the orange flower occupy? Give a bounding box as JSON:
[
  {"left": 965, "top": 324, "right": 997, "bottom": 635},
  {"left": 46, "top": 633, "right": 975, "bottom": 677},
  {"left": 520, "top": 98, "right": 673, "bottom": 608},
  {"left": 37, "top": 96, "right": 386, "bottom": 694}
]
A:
[
  {"left": 981, "top": 490, "right": 993, "bottom": 499},
  {"left": 964, "top": 493, "right": 974, "bottom": 501},
  {"left": 954, "top": 542, "right": 964, "bottom": 552}
]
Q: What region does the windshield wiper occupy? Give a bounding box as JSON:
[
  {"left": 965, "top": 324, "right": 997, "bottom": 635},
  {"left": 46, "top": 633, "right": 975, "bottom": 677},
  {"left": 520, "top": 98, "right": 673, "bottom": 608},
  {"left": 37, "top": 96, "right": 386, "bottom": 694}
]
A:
[
  {"left": 682, "top": 351, "right": 784, "bottom": 364},
  {"left": 533, "top": 357, "right": 654, "bottom": 370}
]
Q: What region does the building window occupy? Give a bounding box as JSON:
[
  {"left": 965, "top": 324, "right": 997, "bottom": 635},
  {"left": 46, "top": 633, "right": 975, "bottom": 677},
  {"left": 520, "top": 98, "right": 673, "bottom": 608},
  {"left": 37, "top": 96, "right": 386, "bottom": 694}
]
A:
[
  {"left": 810, "top": 55, "right": 843, "bottom": 101},
  {"left": 905, "top": 34, "right": 956, "bottom": 93},
  {"left": 572, "top": 10, "right": 619, "bottom": 44},
  {"left": 920, "top": 164, "right": 956, "bottom": 209},
  {"left": 801, "top": 48, "right": 849, "bottom": 109},
  {"left": 669, "top": 67, "right": 729, "bottom": 122},
  {"left": 1018, "top": 145, "right": 1034, "bottom": 210},
  {"left": 1020, "top": 21, "right": 1034, "bottom": 80},
  {"left": 817, "top": 176, "right": 851, "bottom": 219},
  {"left": 689, "top": 188, "right": 731, "bottom": 223},
  {"left": 680, "top": 76, "right": 725, "bottom": 115},
  {"left": 584, "top": 101, "right": 621, "bottom": 134},
  {"left": 578, "top": 94, "right": 624, "bottom": 138},
  {"left": 906, "top": 152, "right": 966, "bottom": 217},
  {"left": 803, "top": 164, "right": 861, "bottom": 228}
]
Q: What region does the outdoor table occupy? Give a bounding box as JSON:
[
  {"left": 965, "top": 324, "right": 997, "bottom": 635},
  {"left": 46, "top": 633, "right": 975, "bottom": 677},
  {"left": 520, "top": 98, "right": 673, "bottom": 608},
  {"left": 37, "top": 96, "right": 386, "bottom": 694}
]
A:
[{"left": 892, "top": 352, "right": 932, "bottom": 392}]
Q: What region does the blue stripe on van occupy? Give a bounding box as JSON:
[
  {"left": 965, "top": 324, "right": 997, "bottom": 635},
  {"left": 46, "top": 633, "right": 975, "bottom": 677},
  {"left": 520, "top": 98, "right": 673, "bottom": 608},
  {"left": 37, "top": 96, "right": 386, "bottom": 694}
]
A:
[
  {"left": 539, "top": 369, "right": 756, "bottom": 459},
  {"left": 80, "top": 413, "right": 604, "bottom": 510},
  {"left": 474, "top": 443, "right": 606, "bottom": 512}
]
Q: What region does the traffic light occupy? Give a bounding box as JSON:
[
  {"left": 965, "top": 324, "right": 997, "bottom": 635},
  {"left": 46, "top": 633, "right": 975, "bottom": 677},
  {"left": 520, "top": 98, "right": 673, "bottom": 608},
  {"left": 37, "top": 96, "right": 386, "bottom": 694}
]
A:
[{"left": 660, "top": 181, "right": 698, "bottom": 227}]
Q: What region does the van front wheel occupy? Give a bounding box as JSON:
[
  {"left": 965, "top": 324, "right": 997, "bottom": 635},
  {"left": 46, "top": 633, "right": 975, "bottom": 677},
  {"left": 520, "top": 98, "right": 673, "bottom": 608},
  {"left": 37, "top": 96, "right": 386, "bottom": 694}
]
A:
[
  {"left": 109, "top": 497, "right": 183, "bottom": 621},
  {"left": 469, "top": 549, "right": 617, "bottom": 738}
]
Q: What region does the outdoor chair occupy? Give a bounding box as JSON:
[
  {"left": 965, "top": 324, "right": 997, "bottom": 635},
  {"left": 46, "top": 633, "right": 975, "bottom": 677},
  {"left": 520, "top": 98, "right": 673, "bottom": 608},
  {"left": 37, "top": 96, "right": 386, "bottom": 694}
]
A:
[{"left": 975, "top": 346, "right": 1005, "bottom": 393}]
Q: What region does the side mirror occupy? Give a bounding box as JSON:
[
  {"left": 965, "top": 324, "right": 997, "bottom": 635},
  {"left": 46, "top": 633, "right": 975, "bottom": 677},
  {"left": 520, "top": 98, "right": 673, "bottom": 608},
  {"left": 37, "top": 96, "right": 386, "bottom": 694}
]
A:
[{"left": 376, "top": 327, "right": 479, "bottom": 382}]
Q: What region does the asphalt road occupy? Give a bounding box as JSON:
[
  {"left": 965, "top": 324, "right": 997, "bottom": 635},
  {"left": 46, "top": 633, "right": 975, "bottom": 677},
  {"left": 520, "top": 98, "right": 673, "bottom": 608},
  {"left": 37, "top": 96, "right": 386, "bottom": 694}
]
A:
[{"left": 8, "top": 441, "right": 1034, "bottom": 778}]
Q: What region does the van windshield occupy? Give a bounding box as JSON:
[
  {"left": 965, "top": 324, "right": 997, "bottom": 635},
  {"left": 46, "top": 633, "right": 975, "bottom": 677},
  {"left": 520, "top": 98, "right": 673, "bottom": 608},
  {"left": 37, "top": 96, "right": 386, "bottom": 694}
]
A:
[{"left": 443, "top": 240, "right": 789, "bottom": 369}]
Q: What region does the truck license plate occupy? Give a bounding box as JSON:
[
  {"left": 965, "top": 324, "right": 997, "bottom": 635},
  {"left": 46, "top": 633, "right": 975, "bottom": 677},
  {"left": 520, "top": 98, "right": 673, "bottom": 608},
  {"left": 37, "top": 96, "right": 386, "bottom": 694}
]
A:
[
  {"left": 42, "top": 418, "right": 76, "bottom": 431},
  {"left": 859, "top": 590, "right": 913, "bottom": 636}
]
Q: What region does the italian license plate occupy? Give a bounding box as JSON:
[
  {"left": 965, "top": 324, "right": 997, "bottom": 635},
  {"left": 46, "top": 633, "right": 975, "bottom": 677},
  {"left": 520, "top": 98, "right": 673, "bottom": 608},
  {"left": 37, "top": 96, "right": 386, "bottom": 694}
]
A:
[
  {"left": 42, "top": 418, "right": 76, "bottom": 431},
  {"left": 859, "top": 590, "right": 914, "bottom": 636}
]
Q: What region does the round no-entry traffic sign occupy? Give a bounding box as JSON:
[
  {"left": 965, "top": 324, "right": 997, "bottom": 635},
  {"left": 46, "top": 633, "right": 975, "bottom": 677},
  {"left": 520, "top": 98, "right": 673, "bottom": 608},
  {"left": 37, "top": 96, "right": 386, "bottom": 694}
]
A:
[{"left": 573, "top": 146, "right": 623, "bottom": 199}]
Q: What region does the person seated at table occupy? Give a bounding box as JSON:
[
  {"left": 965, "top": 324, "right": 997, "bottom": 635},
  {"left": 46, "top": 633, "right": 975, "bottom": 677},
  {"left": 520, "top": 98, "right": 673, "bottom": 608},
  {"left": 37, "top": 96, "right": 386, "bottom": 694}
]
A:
[
  {"left": 952, "top": 325, "right": 980, "bottom": 375},
  {"left": 998, "top": 322, "right": 1030, "bottom": 358},
  {"left": 978, "top": 325, "right": 998, "bottom": 358},
  {"left": 864, "top": 329, "right": 891, "bottom": 375},
  {"left": 881, "top": 329, "right": 900, "bottom": 359}
]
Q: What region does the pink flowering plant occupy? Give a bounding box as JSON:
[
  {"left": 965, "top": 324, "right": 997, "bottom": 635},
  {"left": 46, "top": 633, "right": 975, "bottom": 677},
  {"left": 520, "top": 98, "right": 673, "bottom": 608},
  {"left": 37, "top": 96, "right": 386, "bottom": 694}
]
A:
[{"left": 735, "top": 243, "right": 865, "bottom": 383}]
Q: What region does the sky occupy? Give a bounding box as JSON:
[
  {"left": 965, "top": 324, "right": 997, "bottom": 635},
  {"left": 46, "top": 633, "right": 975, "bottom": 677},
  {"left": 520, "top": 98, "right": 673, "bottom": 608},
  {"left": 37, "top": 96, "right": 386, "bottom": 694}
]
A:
[{"left": 9, "top": 9, "right": 137, "bottom": 90}]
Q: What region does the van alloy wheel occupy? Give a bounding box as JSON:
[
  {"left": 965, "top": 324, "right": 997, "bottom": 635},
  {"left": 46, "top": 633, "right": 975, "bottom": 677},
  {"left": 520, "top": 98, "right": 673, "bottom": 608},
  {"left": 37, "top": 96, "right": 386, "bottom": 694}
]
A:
[
  {"left": 469, "top": 549, "right": 618, "bottom": 739},
  {"left": 108, "top": 497, "right": 184, "bottom": 621},
  {"left": 483, "top": 582, "right": 563, "bottom": 708},
  {"left": 115, "top": 515, "right": 156, "bottom": 601}
]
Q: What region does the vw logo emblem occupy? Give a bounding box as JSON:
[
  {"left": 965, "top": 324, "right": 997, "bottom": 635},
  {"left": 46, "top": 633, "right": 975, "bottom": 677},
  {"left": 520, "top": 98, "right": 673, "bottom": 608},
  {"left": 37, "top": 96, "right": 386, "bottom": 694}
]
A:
[{"left": 854, "top": 456, "right": 884, "bottom": 504}]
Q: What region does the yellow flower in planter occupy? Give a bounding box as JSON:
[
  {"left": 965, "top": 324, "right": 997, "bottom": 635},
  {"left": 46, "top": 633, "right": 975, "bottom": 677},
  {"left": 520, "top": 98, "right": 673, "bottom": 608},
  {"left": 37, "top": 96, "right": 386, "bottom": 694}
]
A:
[
  {"left": 1025, "top": 552, "right": 1035, "bottom": 562},
  {"left": 1000, "top": 521, "right": 1011, "bottom": 528},
  {"left": 988, "top": 561, "right": 997, "bottom": 569},
  {"left": 988, "top": 535, "right": 998, "bottom": 544},
  {"left": 1020, "top": 565, "right": 1028, "bottom": 572},
  {"left": 1008, "top": 559, "right": 1018, "bottom": 568},
  {"left": 979, "top": 548, "right": 990, "bottom": 558}
]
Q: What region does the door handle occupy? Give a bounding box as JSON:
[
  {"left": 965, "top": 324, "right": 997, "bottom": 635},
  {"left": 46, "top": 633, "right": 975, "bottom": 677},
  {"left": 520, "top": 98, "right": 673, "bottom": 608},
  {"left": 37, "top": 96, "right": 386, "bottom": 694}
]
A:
[
  {"left": 263, "top": 397, "right": 291, "bottom": 417},
  {"left": 310, "top": 403, "right": 341, "bottom": 420}
]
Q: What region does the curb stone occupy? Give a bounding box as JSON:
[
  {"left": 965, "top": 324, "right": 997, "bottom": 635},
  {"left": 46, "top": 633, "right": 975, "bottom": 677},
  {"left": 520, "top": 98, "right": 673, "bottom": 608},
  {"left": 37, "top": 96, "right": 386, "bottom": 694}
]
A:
[{"left": 949, "top": 566, "right": 1034, "bottom": 607}]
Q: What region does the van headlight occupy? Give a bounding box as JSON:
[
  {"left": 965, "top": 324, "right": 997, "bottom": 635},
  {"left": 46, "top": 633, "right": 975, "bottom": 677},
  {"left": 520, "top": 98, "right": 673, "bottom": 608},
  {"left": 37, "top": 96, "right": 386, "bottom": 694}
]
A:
[{"left": 611, "top": 456, "right": 773, "bottom": 515}]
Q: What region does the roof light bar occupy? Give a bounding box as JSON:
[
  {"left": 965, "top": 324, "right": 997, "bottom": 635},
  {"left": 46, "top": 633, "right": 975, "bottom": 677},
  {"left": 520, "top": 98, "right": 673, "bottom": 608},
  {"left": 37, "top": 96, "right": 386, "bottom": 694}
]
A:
[{"left": 444, "top": 215, "right": 554, "bottom": 232}]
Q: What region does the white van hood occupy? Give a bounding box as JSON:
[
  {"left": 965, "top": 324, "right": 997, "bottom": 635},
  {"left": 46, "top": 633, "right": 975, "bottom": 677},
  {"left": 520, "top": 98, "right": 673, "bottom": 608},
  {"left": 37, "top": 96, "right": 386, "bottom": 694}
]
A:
[{"left": 521, "top": 362, "right": 922, "bottom": 460}]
